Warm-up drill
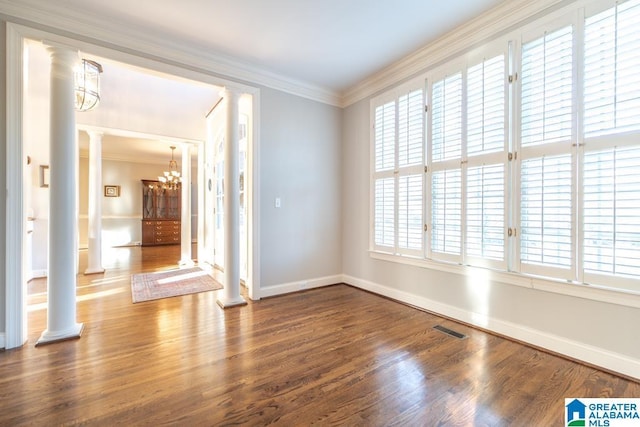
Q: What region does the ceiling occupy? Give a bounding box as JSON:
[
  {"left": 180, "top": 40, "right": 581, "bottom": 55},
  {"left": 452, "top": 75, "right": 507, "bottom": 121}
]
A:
[
  {"left": 5, "top": 0, "right": 506, "bottom": 95},
  {"left": 26, "top": 39, "right": 219, "bottom": 164},
  {"left": 16, "top": 0, "right": 512, "bottom": 162}
]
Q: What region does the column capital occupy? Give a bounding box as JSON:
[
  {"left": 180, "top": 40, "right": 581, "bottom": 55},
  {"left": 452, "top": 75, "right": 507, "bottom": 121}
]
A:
[
  {"left": 87, "top": 130, "right": 104, "bottom": 140},
  {"left": 44, "top": 42, "right": 79, "bottom": 63},
  {"left": 220, "top": 86, "right": 243, "bottom": 99}
]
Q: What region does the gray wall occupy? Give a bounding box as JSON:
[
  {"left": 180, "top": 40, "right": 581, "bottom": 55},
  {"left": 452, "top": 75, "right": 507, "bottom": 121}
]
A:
[
  {"left": 341, "top": 97, "right": 640, "bottom": 360},
  {"left": 0, "top": 20, "right": 6, "bottom": 333},
  {"left": 260, "top": 88, "right": 342, "bottom": 288}
]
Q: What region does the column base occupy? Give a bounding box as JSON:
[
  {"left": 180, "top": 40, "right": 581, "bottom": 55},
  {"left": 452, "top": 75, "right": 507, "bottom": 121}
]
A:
[
  {"left": 216, "top": 296, "right": 247, "bottom": 309},
  {"left": 36, "top": 323, "right": 84, "bottom": 346},
  {"left": 179, "top": 259, "right": 195, "bottom": 268},
  {"left": 84, "top": 267, "right": 105, "bottom": 275}
]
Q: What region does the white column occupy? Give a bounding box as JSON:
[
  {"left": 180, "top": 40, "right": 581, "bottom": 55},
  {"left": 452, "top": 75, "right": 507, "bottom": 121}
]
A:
[
  {"left": 37, "top": 44, "right": 83, "bottom": 345},
  {"left": 179, "top": 143, "right": 194, "bottom": 266},
  {"left": 217, "top": 89, "right": 246, "bottom": 308},
  {"left": 204, "top": 114, "right": 216, "bottom": 266},
  {"left": 197, "top": 142, "right": 205, "bottom": 265},
  {"left": 84, "top": 131, "right": 104, "bottom": 274}
]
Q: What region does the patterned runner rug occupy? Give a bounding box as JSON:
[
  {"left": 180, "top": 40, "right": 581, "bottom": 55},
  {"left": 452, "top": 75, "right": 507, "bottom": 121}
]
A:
[{"left": 131, "top": 267, "right": 223, "bottom": 303}]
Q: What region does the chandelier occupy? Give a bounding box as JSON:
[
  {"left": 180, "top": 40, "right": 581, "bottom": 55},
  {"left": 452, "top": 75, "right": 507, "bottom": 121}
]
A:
[
  {"left": 158, "top": 146, "right": 181, "bottom": 189},
  {"left": 75, "top": 59, "right": 103, "bottom": 112}
]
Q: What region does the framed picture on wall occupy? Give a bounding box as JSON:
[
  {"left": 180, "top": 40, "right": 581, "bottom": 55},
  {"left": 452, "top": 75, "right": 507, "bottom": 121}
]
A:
[{"left": 104, "top": 185, "right": 120, "bottom": 197}]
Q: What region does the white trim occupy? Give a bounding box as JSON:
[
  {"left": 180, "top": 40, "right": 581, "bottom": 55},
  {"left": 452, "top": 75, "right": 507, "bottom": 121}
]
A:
[
  {"left": 258, "top": 275, "right": 343, "bottom": 299},
  {"left": 343, "top": 0, "right": 567, "bottom": 107},
  {"left": 5, "top": 22, "right": 27, "bottom": 349},
  {"left": 342, "top": 274, "right": 640, "bottom": 380},
  {"left": 78, "top": 215, "right": 142, "bottom": 220},
  {"left": 0, "top": 333, "right": 5, "bottom": 349},
  {"left": 247, "top": 91, "right": 261, "bottom": 301},
  {"left": 370, "top": 250, "right": 640, "bottom": 309},
  {"left": 30, "top": 270, "right": 47, "bottom": 279},
  {"left": 0, "top": 0, "right": 341, "bottom": 107}
]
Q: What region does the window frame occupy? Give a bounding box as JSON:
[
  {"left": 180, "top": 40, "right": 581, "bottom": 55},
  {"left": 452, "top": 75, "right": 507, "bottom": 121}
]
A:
[
  {"left": 370, "top": 77, "right": 426, "bottom": 257},
  {"left": 368, "top": 0, "right": 640, "bottom": 306}
]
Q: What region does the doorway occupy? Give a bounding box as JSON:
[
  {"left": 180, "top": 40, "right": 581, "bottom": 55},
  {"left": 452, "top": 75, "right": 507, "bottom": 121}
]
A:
[{"left": 5, "top": 22, "right": 261, "bottom": 349}]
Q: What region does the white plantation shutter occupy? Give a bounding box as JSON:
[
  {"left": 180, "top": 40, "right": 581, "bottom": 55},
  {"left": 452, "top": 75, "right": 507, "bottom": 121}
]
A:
[
  {"left": 430, "top": 71, "right": 463, "bottom": 261},
  {"left": 373, "top": 99, "right": 396, "bottom": 249},
  {"left": 372, "top": 83, "right": 425, "bottom": 254},
  {"left": 431, "top": 169, "right": 462, "bottom": 257},
  {"left": 432, "top": 73, "right": 463, "bottom": 161},
  {"left": 368, "top": 1, "right": 640, "bottom": 294},
  {"left": 374, "top": 177, "right": 395, "bottom": 248},
  {"left": 467, "top": 55, "right": 506, "bottom": 155},
  {"left": 584, "top": 0, "right": 640, "bottom": 137},
  {"left": 375, "top": 101, "right": 396, "bottom": 171},
  {"left": 581, "top": 0, "right": 640, "bottom": 291},
  {"left": 521, "top": 26, "right": 573, "bottom": 147},
  {"left": 465, "top": 52, "right": 507, "bottom": 268},
  {"left": 519, "top": 24, "right": 574, "bottom": 279},
  {"left": 467, "top": 164, "right": 505, "bottom": 263},
  {"left": 398, "top": 175, "right": 423, "bottom": 251},
  {"left": 583, "top": 146, "right": 640, "bottom": 284},
  {"left": 399, "top": 90, "right": 424, "bottom": 167},
  {"left": 520, "top": 155, "right": 573, "bottom": 275}
]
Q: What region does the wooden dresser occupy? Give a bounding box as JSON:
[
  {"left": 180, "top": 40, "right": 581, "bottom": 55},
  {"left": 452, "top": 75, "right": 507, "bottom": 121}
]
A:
[
  {"left": 142, "top": 219, "right": 181, "bottom": 246},
  {"left": 141, "top": 179, "right": 181, "bottom": 246}
]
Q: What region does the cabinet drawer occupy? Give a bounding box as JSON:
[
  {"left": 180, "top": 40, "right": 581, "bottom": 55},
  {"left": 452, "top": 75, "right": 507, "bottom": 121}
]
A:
[{"left": 155, "top": 230, "right": 180, "bottom": 237}]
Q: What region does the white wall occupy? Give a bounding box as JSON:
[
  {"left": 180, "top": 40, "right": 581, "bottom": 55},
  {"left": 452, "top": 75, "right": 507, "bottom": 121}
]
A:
[
  {"left": 341, "top": 97, "right": 640, "bottom": 376},
  {"left": 260, "top": 88, "right": 342, "bottom": 289},
  {"left": 78, "top": 157, "right": 199, "bottom": 248},
  {"left": 29, "top": 157, "right": 199, "bottom": 273}
]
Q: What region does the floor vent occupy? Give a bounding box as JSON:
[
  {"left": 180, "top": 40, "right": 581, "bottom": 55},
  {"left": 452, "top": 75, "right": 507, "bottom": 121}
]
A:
[{"left": 433, "top": 325, "right": 467, "bottom": 340}]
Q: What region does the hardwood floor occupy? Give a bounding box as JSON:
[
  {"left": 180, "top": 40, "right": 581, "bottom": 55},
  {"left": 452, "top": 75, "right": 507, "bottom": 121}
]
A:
[{"left": 1, "top": 245, "right": 638, "bottom": 426}]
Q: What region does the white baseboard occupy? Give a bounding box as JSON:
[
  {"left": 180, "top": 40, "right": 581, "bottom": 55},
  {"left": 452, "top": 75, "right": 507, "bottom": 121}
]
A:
[
  {"left": 342, "top": 274, "right": 640, "bottom": 380},
  {"left": 31, "top": 269, "right": 47, "bottom": 279},
  {"left": 0, "top": 332, "right": 5, "bottom": 349},
  {"left": 259, "top": 274, "right": 342, "bottom": 298}
]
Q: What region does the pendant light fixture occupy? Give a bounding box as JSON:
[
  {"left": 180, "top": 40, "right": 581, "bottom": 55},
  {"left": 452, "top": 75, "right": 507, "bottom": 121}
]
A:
[
  {"left": 158, "top": 146, "right": 181, "bottom": 189},
  {"left": 75, "top": 59, "right": 103, "bottom": 112}
]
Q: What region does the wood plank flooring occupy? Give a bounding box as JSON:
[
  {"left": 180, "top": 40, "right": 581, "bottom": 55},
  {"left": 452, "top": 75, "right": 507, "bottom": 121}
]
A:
[{"left": 0, "top": 245, "right": 638, "bottom": 426}]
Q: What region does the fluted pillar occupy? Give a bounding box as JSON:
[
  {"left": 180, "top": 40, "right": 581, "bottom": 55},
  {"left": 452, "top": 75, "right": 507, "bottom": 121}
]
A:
[
  {"left": 37, "top": 44, "right": 83, "bottom": 345},
  {"left": 179, "top": 143, "right": 194, "bottom": 266},
  {"left": 84, "top": 130, "right": 105, "bottom": 275},
  {"left": 197, "top": 142, "right": 205, "bottom": 265},
  {"left": 217, "top": 89, "right": 246, "bottom": 308}
]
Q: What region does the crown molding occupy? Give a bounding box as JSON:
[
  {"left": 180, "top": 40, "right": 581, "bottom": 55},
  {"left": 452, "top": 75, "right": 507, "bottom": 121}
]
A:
[
  {"left": 341, "top": 0, "right": 569, "bottom": 107},
  {"left": 0, "top": 0, "right": 342, "bottom": 107}
]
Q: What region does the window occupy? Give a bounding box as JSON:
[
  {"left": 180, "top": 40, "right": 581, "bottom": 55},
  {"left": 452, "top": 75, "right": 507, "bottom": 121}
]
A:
[
  {"left": 519, "top": 24, "right": 575, "bottom": 279},
  {"left": 372, "top": 82, "right": 425, "bottom": 256},
  {"left": 582, "top": 0, "right": 640, "bottom": 291},
  {"left": 465, "top": 53, "right": 508, "bottom": 269},
  {"left": 430, "top": 71, "right": 463, "bottom": 261},
  {"left": 584, "top": 0, "right": 640, "bottom": 137},
  {"left": 370, "top": 0, "right": 640, "bottom": 294}
]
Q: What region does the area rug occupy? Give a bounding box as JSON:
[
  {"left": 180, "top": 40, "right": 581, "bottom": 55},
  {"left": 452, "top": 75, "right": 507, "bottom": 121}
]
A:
[{"left": 131, "top": 267, "right": 223, "bottom": 303}]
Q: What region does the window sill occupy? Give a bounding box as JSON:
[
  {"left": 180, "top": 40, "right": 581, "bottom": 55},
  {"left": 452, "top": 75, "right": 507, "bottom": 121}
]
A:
[{"left": 369, "top": 250, "right": 640, "bottom": 309}]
